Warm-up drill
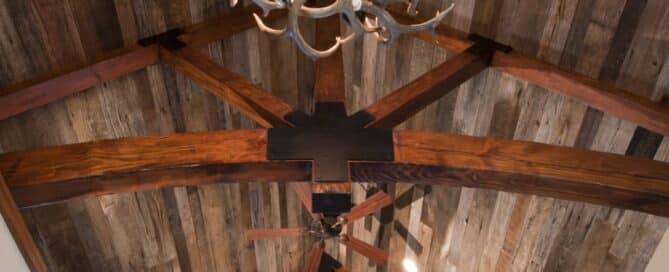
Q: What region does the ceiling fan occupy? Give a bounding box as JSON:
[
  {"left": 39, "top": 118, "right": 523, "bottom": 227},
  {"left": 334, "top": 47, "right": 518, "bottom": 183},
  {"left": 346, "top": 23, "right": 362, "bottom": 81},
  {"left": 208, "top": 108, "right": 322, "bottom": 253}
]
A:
[{"left": 246, "top": 190, "right": 393, "bottom": 271}]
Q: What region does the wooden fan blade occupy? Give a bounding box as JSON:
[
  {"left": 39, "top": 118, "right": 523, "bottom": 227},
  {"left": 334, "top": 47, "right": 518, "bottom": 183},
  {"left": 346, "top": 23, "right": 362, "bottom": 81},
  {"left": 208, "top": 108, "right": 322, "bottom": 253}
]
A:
[
  {"left": 341, "top": 192, "right": 393, "bottom": 224},
  {"left": 340, "top": 235, "right": 388, "bottom": 264},
  {"left": 245, "top": 228, "right": 304, "bottom": 240},
  {"left": 301, "top": 242, "right": 324, "bottom": 272}
]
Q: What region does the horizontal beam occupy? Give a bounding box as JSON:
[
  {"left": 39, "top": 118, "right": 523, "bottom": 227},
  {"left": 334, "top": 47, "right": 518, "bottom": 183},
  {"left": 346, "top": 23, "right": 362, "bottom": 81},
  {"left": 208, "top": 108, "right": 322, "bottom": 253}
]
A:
[
  {"left": 11, "top": 162, "right": 311, "bottom": 208},
  {"left": 0, "top": 45, "right": 159, "bottom": 120},
  {"left": 0, "top": 130, "right": 268, "bottom": 187},
  {"left": 160, "top": 46, "right": 297, "bottom": 128},
  {"left": 363, "top": 131, "right": 669, "bottom": 217},
  {"left": 355, "top": 44, "right": 489, "bottom": 128},
  {"left": 392, "top": 9, "right": 669, "bottom": 136}
]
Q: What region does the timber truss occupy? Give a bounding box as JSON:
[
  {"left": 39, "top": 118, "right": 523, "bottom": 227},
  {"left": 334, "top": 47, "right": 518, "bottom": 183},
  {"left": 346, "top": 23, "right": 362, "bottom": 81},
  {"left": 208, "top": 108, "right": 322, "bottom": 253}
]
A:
[{"left": 1, "top": 6, "right": 669, "bottom": 272}]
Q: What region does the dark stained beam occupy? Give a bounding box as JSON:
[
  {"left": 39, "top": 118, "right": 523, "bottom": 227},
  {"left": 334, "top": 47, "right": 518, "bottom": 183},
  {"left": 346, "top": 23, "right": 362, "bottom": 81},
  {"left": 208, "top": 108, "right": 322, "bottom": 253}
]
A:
[
  {"left": 160, "top": 46, "right": 298, "bottom": 128},
  {"left": 0, "top": 173, "right": 47, "bottom": 271},
  {"left": 0, "top": 45, "right": 159, "bottom": 120},
  {"left": 354, "top": 44, "right": 490, "bottom": 128},
  {"left": 178, "top": 7, "right": 286, "bottom": 48},
  {"left": 11, "top": 162, "right": 311, "bottom": 208},
  {"left": 491, "top": 51, "right": 669, "bottom": 136},
  {"left": 0, "top": 130, "right": 269, "bottom": 187},
  {"left": 313, "top": 9, "right": 346, "bottom": 103},
  {"left": 391, "top": 8, "right": 669, "bottom": 136},
  {"left": 351, "top": 131, "right": 669, "bottom": 217}
]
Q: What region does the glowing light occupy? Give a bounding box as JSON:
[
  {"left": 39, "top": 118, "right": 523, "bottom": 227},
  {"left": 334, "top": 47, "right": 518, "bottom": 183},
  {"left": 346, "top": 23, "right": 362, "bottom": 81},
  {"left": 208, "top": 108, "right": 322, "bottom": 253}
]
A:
[{"left": 402, "top": 258, "right": 418, "bottom": 272}]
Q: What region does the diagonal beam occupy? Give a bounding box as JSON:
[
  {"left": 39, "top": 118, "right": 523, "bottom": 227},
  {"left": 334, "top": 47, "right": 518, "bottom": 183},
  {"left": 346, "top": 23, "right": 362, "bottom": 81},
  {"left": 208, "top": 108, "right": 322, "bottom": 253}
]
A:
[
  {"left": 349, "top": 131, "right": 669, "bottom": 217},
  {"left": 491, "top": 52, "right": 669, "bottom": 136},
  {"left": 353, "top": 44, "right": 491, "bottom": 128},
  {"left": 0, "top": 173, "right": 47, "bottom": 271},
  {"left": 160, "top": 46, "right": 298, "bottom": 128},
  {"left": 0, "top": 6, "right": 286, "bottom": 122},
  {"left": 0, "top": 45, "right": 159, "bottom": 120},
  {"left": 313, "top": 9, "right": 346, "bottom": 103},
  {"left": 391, "top": 9, "right": 669, "bottom": 136}
]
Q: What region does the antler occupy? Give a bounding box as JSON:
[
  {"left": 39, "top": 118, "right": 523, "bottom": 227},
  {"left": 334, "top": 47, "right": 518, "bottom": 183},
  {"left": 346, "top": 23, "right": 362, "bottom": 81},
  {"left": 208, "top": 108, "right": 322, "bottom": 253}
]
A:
[{"left": 233, "top": 0, "right": 455, "bottom": 58}]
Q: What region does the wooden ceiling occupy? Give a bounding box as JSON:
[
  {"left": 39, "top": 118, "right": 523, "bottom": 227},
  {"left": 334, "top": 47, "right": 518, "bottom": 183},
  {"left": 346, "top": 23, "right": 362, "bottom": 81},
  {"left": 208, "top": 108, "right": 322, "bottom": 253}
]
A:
[{"left": 0, "top": 0, "right": 668, "bottom": 271}]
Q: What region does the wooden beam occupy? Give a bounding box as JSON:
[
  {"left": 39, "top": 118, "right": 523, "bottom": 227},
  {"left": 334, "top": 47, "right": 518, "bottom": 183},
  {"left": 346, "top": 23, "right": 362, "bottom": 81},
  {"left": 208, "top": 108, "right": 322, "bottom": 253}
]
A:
[
  {"left": 313, "top": 7, "right": 346, "bottom": 103},
  {"left": 11, "top": 162, "right": 311, "bottom": 208},
  {"left": 350, "top": 131, "right": 669, "bottom": 217},
  {"left": 160, "top": 46, "right": 298, "bottom": 128},
  {"left": 491, "top": 51, "right": 669, "bottom": 136},
  {"left": 355, "top": 45, "right": 489, "bottom": 128},
  {"left": 0, "top": 130, "right": 269, "bottom": 187},
  {"left": 0, "top": 44, "right": 159, "bottom": 120},
  {"left": 0, "top": 173, "right": 47, "bottom": 271},
  {"left": 391, "top": 9, "right": 669, "bottom": 136},
  {"left": 178, "top": 7, "right": 286, "bottom": 48}
]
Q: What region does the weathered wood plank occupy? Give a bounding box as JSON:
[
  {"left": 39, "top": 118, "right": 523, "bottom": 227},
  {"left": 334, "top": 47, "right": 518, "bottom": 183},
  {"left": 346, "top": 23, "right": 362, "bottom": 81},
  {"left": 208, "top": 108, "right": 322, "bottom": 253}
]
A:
[
  {"left": 160, "top": 46, "right": 298, "bottom": 128},
  {"left": 0, "top": 45, "right": 159, "bottom": 120},
  {"left": 357, "top": 46, "right": 489, "bottom": 128}
]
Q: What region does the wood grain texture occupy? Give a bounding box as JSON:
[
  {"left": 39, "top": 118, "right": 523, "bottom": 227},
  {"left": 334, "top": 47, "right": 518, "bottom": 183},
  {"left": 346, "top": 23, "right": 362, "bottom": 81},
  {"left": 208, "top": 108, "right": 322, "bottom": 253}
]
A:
[
  {"left": 393, "top": 131, "right": 669, "bottom": 198},
  {"left": 313, "top": 8, "right": 346, "bottom": 103},
  {"left": 302, "top": 242, "right": 323, "bottom": 272},
  {"left": 0, "top": 130, "right": 268, "bottom": 187},
  {"left": 492, "top": 51, "right": 669, "bottom": 137},
  {"left": 359, "top": 47, "right": 488, "bottom": 128},
  {"left": 160, "top": 46, "right": 297, "bottom": 128},
  {"left": 11, "top": 162, "right": 312, "bottom": 208},
  {"left": 0, "top": 45, "right": 158, "bottom": 120},
  {"left": 245, "top": 228, "right": 305, "bottom": 240},
  {"left": 0, "top": 173, "right": 47, "bottom": 272}
]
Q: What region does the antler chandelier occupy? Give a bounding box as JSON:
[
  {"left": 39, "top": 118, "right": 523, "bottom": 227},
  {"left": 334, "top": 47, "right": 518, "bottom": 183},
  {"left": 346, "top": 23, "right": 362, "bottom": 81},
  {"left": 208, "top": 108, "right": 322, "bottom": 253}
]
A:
[{"left": 230, "top": 0, "right": 455, "bottom": 59}]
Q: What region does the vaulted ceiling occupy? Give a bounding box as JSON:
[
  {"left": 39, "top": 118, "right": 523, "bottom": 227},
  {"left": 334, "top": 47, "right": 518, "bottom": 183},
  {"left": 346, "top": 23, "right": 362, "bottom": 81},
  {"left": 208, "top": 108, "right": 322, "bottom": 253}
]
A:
[{"left": 0, "top": 0, "right": 668, "bottom": 271}]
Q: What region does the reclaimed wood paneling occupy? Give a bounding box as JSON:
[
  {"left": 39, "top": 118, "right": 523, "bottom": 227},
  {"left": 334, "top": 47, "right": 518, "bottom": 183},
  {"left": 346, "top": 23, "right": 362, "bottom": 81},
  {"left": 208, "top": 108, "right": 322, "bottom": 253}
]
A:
[{"left": 0, "top": 0, "right": 668, "bottom": 271}]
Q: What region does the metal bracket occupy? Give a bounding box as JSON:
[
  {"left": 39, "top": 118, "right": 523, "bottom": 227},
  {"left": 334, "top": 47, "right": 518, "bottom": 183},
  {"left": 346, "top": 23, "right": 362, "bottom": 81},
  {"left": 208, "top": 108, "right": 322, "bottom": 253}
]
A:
[
  {"left": 137, "top": 28, "right": 186, "bottom": 50},
  {"left": 268, "top": 102, "right": 394, "bottom": 214},
  {"left": 466, "top": 33, "right": 513, "bottom": 64}
]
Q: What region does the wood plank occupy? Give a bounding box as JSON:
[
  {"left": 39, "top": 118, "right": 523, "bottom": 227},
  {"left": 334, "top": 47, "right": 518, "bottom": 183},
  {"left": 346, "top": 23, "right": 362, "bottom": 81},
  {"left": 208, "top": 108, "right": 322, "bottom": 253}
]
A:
[
  {"left": 393, "top": 8, "right": 669, "bottom": 137},
  {"left": 160, "top": 46, "right": 298, "bottom": 128},
  {"left": 492, "top": 51, "right": 669, "bottom": 137},
  {"left": 10, "top": 162, "right": 311, "bottom": 208},
  {"left": 348, "top": 130, "right": 669, "bottom": 217},
  {"left": 355, "top": 47, "right": 489, "bottom": 128},
  {"left": 178, "top": 7, "right": 286, "bottom": 48},
  {"left": 245, "top": 228, "right": 305, "bottom": 240},
  {"left": 0, "top": 44, "right": 159, "bottom": 120},
  {"left": 313, "top": 8, "right": 345, "bottom": 103},
  {"left": 0, "top": 173, "right": 47, "bottom": 272},
  {"left": 0, "top": 129, "right": 269, "bottom": 187}
]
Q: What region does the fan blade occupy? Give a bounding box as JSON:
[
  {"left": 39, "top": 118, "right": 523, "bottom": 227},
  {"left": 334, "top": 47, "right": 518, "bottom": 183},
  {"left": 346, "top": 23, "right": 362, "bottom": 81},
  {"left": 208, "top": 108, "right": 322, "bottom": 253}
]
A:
[
  {"left": 340, "top": 235, "right": 388, "bottom": 264},
  {"left": 341, "top": 191, "right": 392, "bottom": 224},
  {"left": 290, "top": 182, "right": 312, "bottom": 213},
  {"left": 245, "top": 228, "right": 304, "bottom": 240},
  {"left": 301, "top": 242, "right": 324, "bottom": 272}
]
